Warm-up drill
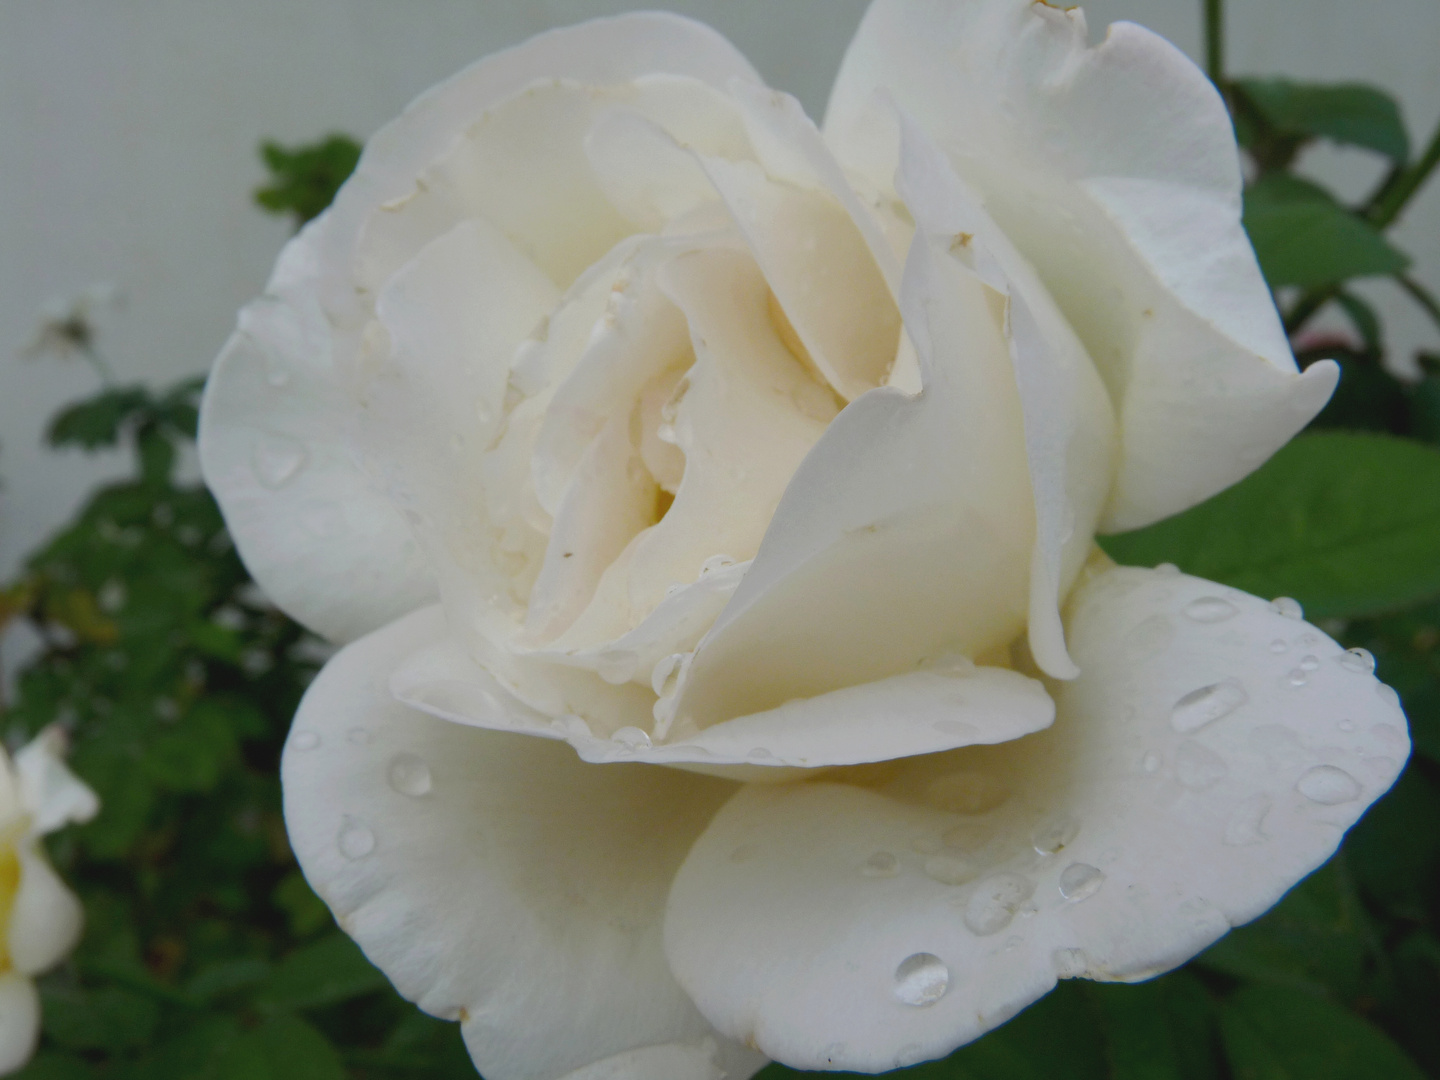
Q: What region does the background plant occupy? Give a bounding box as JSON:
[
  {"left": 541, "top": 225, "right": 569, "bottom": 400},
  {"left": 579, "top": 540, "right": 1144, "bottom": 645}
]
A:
[{"left": 4, "top": 0, "right": 1439, "bottom": 1073}]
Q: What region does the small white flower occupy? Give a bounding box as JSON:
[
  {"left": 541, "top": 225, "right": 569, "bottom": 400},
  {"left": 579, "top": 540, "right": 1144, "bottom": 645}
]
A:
[
  {"left": 198, "top": 2, "right": 1399, "bottom": 1077},
  {"left": 0, "top": 728, "right": 99, "bottom": 1076}
]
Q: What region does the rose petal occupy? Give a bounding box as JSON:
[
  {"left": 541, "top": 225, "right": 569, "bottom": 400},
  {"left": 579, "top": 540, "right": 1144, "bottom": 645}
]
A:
[
  {"left": 14, "top": 727, "right": 99, "bottom": 836},
  {"left": 825, "top": 0, "right": 1337, "bottom": 530},
  {"left": 556, "top": 1036, "right": 763, "bottom": 1080},
  {"left": 674, "top": 234, "right": 1034, "bottom": 726},
  {"left": 198, "top": 224, "right": 439, "bottom": 643},
  {"left": 0, "top": 973, "right": 39, "bottom": 1077},
  {"left": 893, "top": 110, "right": 1117, "bottom": 679},
  {"left": 663, "top": 563, "right": 1408, "bottom": 1071},
  {"left": 6, "top": 840, "right": 83, "bottom": 977},
  {"left": 282, "top": 607, "right": 757, "bottom": 1080}
]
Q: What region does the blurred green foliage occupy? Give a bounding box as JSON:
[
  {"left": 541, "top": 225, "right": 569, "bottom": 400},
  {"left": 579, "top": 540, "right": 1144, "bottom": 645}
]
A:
[{"left": 7, "top": 13, "right": 1440, "bottom": 1079}]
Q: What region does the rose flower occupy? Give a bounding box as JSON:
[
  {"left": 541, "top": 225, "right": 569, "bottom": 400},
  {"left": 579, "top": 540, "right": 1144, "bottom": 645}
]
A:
[
  {"left": 0, "top": 729, "right": 99, "bottom": 1076},
  {"left": 198, "top": 2, "right": 1407, "bottom": 1076}
]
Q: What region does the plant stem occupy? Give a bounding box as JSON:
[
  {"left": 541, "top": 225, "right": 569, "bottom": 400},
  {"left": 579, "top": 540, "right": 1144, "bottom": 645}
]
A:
[
  {"left": 1203, "top": 0, "right": 1225, "bottom": 86},
  {"left": 1396, "top": 274, "right": 1440, "bottom": 338},
  {"left": 1367, "top": 114, "right": 1440, "bottom": 229}
]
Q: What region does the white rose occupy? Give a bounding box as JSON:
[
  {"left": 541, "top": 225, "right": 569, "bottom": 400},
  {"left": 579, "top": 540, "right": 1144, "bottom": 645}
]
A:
[
  {"left": 0, "top": 728, "right": 99, "bottom": 1077},
  {"left": 198, "top": 2, "right": 1409, "bottom": 1076}
]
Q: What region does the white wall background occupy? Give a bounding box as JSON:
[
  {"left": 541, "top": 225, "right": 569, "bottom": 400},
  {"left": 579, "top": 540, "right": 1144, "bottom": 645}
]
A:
[{"left": 1, "top": 0, "right": 1437, "bottom": 589}]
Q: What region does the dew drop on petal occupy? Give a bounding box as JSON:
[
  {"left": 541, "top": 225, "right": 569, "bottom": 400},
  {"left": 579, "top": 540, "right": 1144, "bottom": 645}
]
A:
[
  {"left": 1223, "top": 794, "right": 1272, "bottom": 846},
  {"left": 1339, "top": 648, "right": 1376, "bottom": 675},
  {"left": 1287, "top": 669, "right": 1309, "bottom": 688},
  {"left": 1059, "top": 863, "right": 1104, "bottom": 902},
  {"left": 338, "top": 818, "right": 375, "bottom": 860},
  {"left": 651, "top": 652, "right": 685, "bottom": 696},
  {"left": 1174, "top": 740, "right": 1228, "bottom": 791},
  {"left": 1156, "top": 563, "right": 1180, "bottom": 576},
  {"left": 924, "top": 854, "right": 976, "bottom": 886},
  {"left": 387, "top": 753, "right": 433, "bottom": 798},
  {"left": 1270, "top": 597, "right": 1304, "bottom": 620},
  {"left": 963, "top": 873, "right": 1034, "bottom": 936},
  {"left": 1184, "top": 597, "right": 1239, "bottom": 623},
  {"left": 1269, "top": 638, "right": 1290, "bottom": 654},
  {"left": 1296, "top": 765, "right": 1361, "bottom": 805},
  {"left": 291, "top": 731, "right": 320, "bottom": 751},
  {"left": 893, "top": 954, "right": 949, "bottom": 1007},
  {"left": 861, "top": 851, "right": 900, "bottom": 878},
  {"left": 612, "top": 726, "right": 652, "bottom": 751},
  {"left": 1376, "top": 683, "right": 1401, "bottom": 708},
  {"left": 1142, "top": 751, "right": 1162, "bottom": 775},
  {"left": 252, "top": 434, "right": 308, "bottom": 490},
  {"left": 1031, "top": 812, "right": 1080, "bottom": 855},
  {"left": 1170, "top": 679, "right": 1248, "bottom": 733},
  {"left": 1299, "top": 655, "right": 1320, "bottom": 672}
]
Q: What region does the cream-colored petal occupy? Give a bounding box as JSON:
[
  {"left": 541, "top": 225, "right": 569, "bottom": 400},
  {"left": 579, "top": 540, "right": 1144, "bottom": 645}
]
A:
[
  {"left": 198, "top": 218, "right": 438, "bottom": 644},
  {"left": 14, "top": 727, "right": 98, "bottom": 836},
  {"left": 893, "top": 110, "right": 1117, "bottom": 679},
  {"left": 675, "top": 235, "right": 1034, "bottom": 727},
  {"left": 282, "top": 607, "right": 746, "bottom": 1080},
  {"left": 7, "top": 839, "right": 83, "bottom": 977},
  {"left": 663, "top": 564, "right": 1408, "bottom": 1071},
  {"left": 557, "top": 1036, "right": 765, "bottom": 1080},
  {"left": 319, "top": 12, "right": 763, "bottom": 335},
  {"left": 826, "top": 0, "right": 1336, "bottom": 529},
  {"left": 0, "top": 973, "right": 38, "bottom": 1078}
]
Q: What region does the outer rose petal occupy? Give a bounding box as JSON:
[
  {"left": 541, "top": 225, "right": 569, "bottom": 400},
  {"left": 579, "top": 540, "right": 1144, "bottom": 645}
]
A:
[
  {"left": 0, "top": 973, "right": 39, "bottom": 1077},
  {"left": 14, "top": 727, "right": 99, "bottom": 836},
  {"left": 825, "top": 0, "right": 1337, "bottom": 530},
  {"left": 664, "top": 564, "right": 1407, "bottom": 1072},
  {"left": 281, "top": 610, "right": 765, "bottom": 1080},
  {"left": 198, "top": 221, "right": 439, "bottom": 644}
]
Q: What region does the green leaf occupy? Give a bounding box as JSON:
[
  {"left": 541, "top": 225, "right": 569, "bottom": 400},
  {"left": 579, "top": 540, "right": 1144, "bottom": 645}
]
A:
[
  {"left": 46, "top": 387, "right": 153, "bottom": 450},
  {"left": 254, "top": 933, "right": 388, "bottom": 1011},
  {"left": 1244, "top": 175, "right": 1410, "bottom": 289},
  {"left": 1333, "top": 292, "right": 1383, "bottom": 354},
  {"left": 1344, "top": 766, "right": 1440, "bottom": 921},
  {"left": 1232, "top": 79, "right": 1410, "bottom": 163},
  {"left": 1086, "top": 972, "right": 1222, "bottom": 1080},
  {"left": 254, "top": 135, "right": 362, "bottom": 226},
  {"left": 12, "top": 1053, "right": 96, "bottom": 1080},
  {"left": 249, "top": 1016, "right": 347, "bottom": 1080},
  {"left": 40, "top": 985, "right": 160, "bottom": 1052},
  {"left": 1100, "top": 433, "right": 1440, "bottom": 618},
  {"left": 1219, "top": 985, "right": 1426, "bottom": 1080}
]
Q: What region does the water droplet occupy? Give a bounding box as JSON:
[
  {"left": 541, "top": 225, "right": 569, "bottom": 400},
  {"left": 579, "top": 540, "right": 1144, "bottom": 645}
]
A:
[
  {"left": 1339, "top": 648, "right": 1376, "bottom": 675},
  {"left": 1142, "top": 751, "right": 1162, "bottom": 775},
  {"left": 338, "top": 818, "right": 375, "bottom": 859},
  {"left": 597, "top": 650, "right": 638, "bottom": 685},
  {"left": 1269, "top": 638, "right": 1290, "bottom": 654},
  {"left": 747, "top": 747, "right": 776, "bottom": 763},
  {"left": 651, "top": 652, "right": 686, "bottom": 696},
  {"left": 291, "top": 731, "right": 320, "bottom": 751},
  {"left": 924, "top": 854, "right": 976, "bottom": 886},
  {"left": 1156, "top": 563, "right": 1180, "bottom": 576},
  {"left": 612, "top": 726, "right": 652, "bottom": 751},
  {"left": 699, "top": 554, "right": 736, "bottom": 576},
  {"left": 1053, "top": 948, "right": 1089, "bottom": 978},
  {"left": 347, "top": 727, "right": 370, "bottom": 746},
  {"left": 963, "top": 873, "right": 1034, "bottom": 936},
  {"left": 1299, "top": 655, "right": 1320, "bottom": 672},
  {"left": 1286, "top": 669, "right": 1309, "bottom": 687},
  {"left": 1184, "top": 597, "right": 1239, "bottom": 623},
  {"left": 1031, "top": 812, "right": 1080, "bottom": 855},
  {"left": 861, "top": 851, "right": 899, "bottom": 878},
  {"left": 388, "top": 753, "right": 433, "bottom": 797},
  {"left": 924, "top": 772, "right": 1008, "bottom": 815},
  {"left": 1223, "top": 794, "right": 1271, "bottom": 846},
  {"left": 893, "top": 953, "right": 949, "bottom": 1007},
  {"left": 252, "top": 433, "right": 308, "bottom": 490},
  {"left": 1376, "top": 683, "right": 1401, "bottom": 708},
  {"left": 1270, "top": 597, "right": 1304, "bottom": 620},
  {"left": 1296, "top": 765, "right": 1361, "bottom": 805},
  {"left": 1174, "top": 740, "right": 1228, "bottom": 791},
  {"left": 1059, "top": 863, "right": 1104, "bottom": 902},
  {"left": 1170, "top": 679, "right": 1248, "bottom": 733}
]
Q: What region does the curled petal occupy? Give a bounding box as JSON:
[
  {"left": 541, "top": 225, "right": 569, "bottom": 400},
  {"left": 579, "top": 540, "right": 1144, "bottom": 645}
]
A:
[
  {"left": 826, "top": 0, "right": 1336, "bottom": 529},
  {"left": 282, "top": 608, "right": 756, "bottom": 1080},
  {"left": 663, "top": 564, "right": 1407, "bottom": 1071}
]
